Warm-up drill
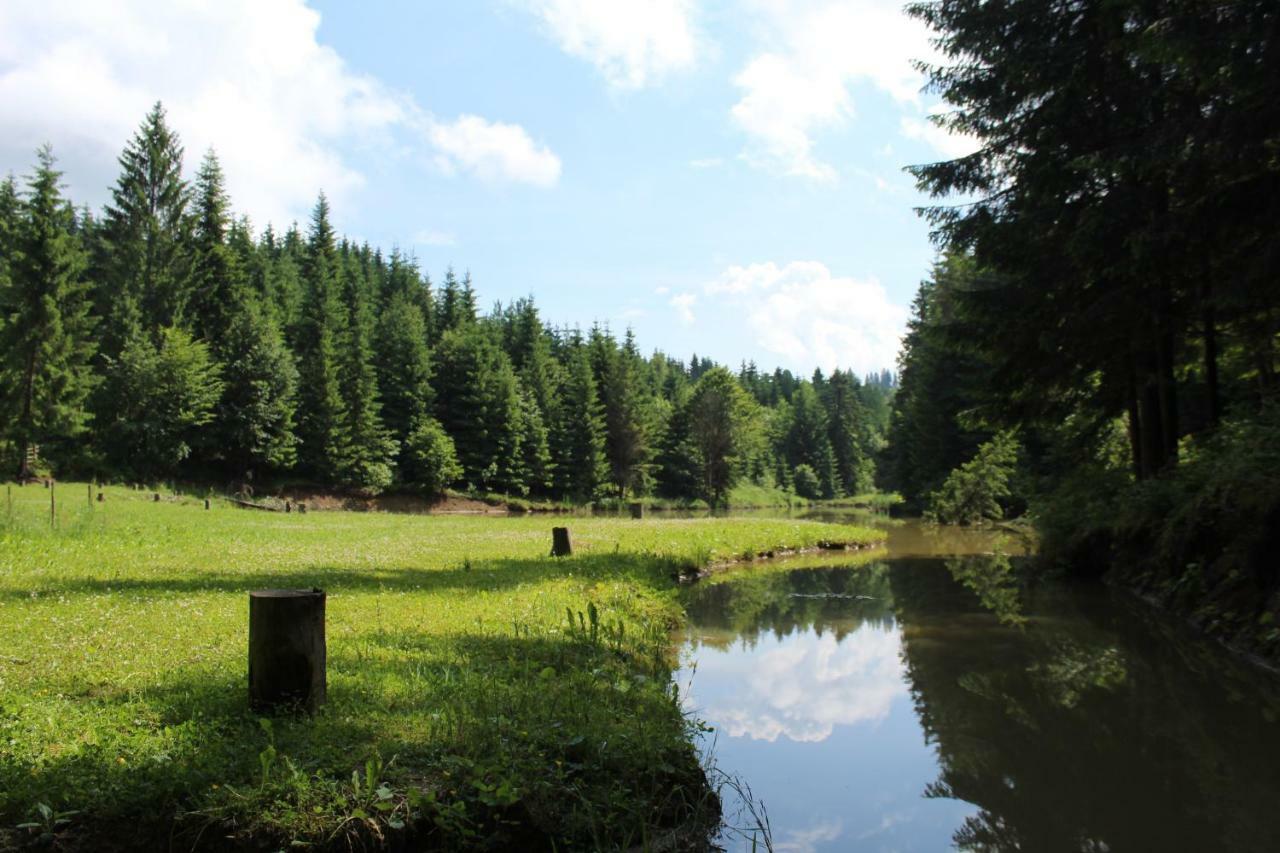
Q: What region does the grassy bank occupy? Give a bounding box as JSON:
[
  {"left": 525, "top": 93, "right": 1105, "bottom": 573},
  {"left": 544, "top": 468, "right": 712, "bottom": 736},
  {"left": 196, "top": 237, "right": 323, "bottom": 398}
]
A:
[{"left": 0, "top": 483, "right": 882, "bottom": 850}]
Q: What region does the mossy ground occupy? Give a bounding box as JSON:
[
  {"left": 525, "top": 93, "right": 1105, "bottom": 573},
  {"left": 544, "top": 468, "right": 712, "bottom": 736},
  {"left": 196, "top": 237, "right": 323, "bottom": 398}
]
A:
[{"left": 0, "top": 482, "right": 881, "bottom": 850}]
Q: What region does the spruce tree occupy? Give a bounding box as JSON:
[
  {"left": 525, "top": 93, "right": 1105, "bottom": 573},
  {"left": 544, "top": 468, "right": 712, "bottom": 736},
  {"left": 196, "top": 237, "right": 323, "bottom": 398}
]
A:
[
  {"left": 98, "top": 102, "right": 191, "bottom": 346},
  {"left": 602, "top": 330, "right": 651, "bottom": 497},
  {"left": 1, "top": 147, "right": 97, "bottom": 479},
  {"left": 216, "top": 300, "right": 299, "bottom": 477},
  {"left": 373, "top": 291, "right": 433, "bottom": 455},
  {"left": 294, "top": 194, "right": 349, "bottom": 480},
  {"left": 549, "top": 339, "right": 606, "bottom": 500},
  {"left": 188, "top": 150, "right": 246, "bottom": 348},
  {"left": 336, "top": 253, "right": 397, "bottom": 492}
]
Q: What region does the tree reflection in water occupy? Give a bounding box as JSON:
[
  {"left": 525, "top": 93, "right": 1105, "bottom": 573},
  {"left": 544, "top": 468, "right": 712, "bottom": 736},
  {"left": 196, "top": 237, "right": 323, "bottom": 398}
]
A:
[{"left": 682, "top": 550, "right": 1280, "bottom": 851}]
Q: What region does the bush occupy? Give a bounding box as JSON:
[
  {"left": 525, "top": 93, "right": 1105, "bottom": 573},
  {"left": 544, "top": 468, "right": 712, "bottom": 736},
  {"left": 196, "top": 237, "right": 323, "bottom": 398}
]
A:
[
  {"left": 792, "top": 464, "right": 822, "bottom": 500},
  {"left": 403, "top": 417, "right": 463, "bottom": 496},
  {"left": 925, "top": 431, "right": 1020, "bottom": 525}
]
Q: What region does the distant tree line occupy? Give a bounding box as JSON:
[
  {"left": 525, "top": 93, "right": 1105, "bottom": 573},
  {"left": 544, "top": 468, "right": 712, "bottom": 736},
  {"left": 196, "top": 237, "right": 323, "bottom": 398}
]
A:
[{"left": 0, "top": 103, "right": 894, "bottom": 504}]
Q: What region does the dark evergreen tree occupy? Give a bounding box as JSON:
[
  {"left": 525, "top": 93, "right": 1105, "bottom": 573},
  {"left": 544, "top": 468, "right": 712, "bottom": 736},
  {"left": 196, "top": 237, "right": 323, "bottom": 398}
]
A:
[
  {"left": 293, "top": 193, "right": 349, "bottom": 480},
  {"left": 1, "top": 148, "right": 97, "bottom": 479},
  {"left": 549, "top": 339, "right": 606, "bottom": 500},
  {"left": 335, "top": 251, "right": 396, "bottom": 492},
  {"left": 98, "top": 102, "right": 191, "bottom": 346},
  {"left": 216, "top": 300, "right": 298, "bottom": 476}
]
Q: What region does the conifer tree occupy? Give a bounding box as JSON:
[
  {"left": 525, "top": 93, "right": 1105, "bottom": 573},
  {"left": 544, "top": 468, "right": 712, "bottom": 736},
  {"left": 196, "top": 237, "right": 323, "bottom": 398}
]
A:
[
  {"left": 433, "top": 326, "right": 524, "bottom": 492},
  {"left": 98, "top": 102, "right": 191, "bottom": 346},
  {"left": 216, "top": 300, "right": 299, "bottom": 476},
  {"left": 294, "top": 194, "right": 349, "bottom": 480},
  {"left": 188, "top": 150, "right": 246, "bottom": 348},
  {"left": 685, "top": 367, "right": 756, "bottom": 506},
  {"left": 336, "top": 254, "right": 397, "bottom": 492},
  {"left": 602, "top": 330, "right": 651, "bottom": 496},
  {"left": 826, "top": 370, "right": 874, "bottom": 496},
  {"left": 374, "top": 291, "right": 434, "bottom": 456},
  {"left": 1, "top": 147, "right": 97, "bottom": 479},
  {"left": 549, "top": 339, "right": 606, "bottom": 500}
]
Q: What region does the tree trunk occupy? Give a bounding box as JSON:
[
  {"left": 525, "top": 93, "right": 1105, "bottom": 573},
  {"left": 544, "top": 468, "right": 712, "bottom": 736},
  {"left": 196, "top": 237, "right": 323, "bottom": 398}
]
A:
[
  {"left": 551, "top": 527, "right": 572, "bottom": 557},
  {"left": 248, "top": 589, "right": 327, "bottom": 713},
  {"left": 1202, "top": 281, "right": 1220, "bottom": 428}
]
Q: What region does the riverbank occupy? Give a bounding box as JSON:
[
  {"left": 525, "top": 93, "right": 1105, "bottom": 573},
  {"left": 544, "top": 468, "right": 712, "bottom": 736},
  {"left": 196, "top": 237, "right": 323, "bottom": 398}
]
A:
[{"left": 0, "top": 484, "right": 883, "bottom": 850}]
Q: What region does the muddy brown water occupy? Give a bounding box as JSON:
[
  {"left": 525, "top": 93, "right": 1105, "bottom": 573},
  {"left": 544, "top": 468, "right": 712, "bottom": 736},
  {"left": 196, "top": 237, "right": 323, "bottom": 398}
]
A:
[{"left": 677, "top": 517, "right": 1280, "bottom": 852}]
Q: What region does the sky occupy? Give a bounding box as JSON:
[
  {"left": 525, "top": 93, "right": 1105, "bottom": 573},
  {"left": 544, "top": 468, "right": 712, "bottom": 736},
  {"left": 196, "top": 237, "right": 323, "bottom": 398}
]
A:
[{"left": 0, "top": 0, "right": 975, "bottom": 377}]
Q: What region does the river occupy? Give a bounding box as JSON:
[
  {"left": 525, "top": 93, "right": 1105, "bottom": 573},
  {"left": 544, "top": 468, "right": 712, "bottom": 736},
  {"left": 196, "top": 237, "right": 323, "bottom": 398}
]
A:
[{"left": 676, "top": 516, "right": 1280, "bottom": 852}]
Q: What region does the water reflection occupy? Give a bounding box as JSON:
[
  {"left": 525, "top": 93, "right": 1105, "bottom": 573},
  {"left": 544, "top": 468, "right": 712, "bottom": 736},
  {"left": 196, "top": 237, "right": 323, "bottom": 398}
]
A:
[{"left": 680, "top": 546, "right": 1280, "bottom": 851}]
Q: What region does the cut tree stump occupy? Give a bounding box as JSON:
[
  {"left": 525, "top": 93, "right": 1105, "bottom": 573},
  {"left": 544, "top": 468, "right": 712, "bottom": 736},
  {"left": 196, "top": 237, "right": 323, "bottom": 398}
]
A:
[
  {"left": 628, "top": 502, "right": 644, "bottom": 519},
  {"left": 551, "top": 527, "right": 572, "bottom": 557},
  {"left": 249, "top": 588, "right": 326, "bottom": 713}
]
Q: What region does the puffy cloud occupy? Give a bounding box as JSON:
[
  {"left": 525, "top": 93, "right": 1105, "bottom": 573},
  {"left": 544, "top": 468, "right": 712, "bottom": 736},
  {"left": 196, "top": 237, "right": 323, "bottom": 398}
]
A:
[
  {"left": 704, "top": 261, "right": 907, "bottom": 375},
  {"left": 0, "top": 0, "right": 559, "bottom": 231},
  {"left": 730, "top": 0, "right": 935, "bottom": 179},
  {"left": 519, "top": 0, "right": 701, "bottom": 89},
  {"left": 428, "top": 115, "right": 562, "bottom": 188},
  {"left": 706, "top": 625, "right": 907, "bottom": 743}
]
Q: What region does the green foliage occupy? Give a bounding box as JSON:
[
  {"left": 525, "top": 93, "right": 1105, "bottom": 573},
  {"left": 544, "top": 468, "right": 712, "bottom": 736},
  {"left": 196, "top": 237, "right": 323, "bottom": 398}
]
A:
[
  {"left": 403, "top": 416, "right": 463, "bottom": 496},
  {"left": 792, "top": 464, "right": 821, "bottom": 500},
  {"left": 925, "top": 431, "right": 1020, "bottom": 526},
  {"left": 685, "top": 367, "right": 757, "bottom": 507},
  {"left": 0, "top": 146, "right": 97, "bottom": 479},
  {"left": 0, "top": 101, "right": 898, "bottom": 507},
  {"left": 215, "top": 300, "right": 298, "bottom": 473},
  {"left": 101, "top": 326, "right": 223, "bottom": 479}
]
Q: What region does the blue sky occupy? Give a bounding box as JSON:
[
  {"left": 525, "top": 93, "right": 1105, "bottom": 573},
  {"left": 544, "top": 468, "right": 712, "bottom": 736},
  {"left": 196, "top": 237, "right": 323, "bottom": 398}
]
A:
[{"left": 0, "top": 1, "right": 975, "bottom": 376}]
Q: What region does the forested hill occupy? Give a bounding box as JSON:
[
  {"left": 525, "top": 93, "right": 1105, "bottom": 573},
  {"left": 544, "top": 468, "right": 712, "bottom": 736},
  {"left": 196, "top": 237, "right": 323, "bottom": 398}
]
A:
[{"left": 0, "top": 104, "right": 894, "bottom": 504}]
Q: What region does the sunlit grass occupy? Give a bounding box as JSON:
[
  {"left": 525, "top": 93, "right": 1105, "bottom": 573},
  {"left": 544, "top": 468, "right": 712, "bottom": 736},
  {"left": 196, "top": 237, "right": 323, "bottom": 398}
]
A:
[{"left": 0, "top": 482, "right": 882, "bottom": 849}]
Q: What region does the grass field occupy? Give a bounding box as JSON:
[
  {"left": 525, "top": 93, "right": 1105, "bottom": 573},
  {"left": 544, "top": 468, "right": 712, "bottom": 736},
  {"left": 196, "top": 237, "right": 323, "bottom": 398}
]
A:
[{"left": 0, "top": 482, "right": 883, "bottom": 850}]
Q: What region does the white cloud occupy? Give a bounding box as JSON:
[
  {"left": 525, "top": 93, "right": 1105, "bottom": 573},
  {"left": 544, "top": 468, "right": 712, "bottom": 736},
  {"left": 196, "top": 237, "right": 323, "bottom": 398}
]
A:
[
  {"left": 669, "top": 292, "right": 697, "bottom": 324},
  {"left": 0, "top": 0, "right": 559, "bottom": 232},
  {"left": 413, "top": 229, "right": 457, "bottom": 247},
  {"left": 706, "top": 625, "right": 907, "bottom": 743},
  {"left": 429, "top": 115, "right": 562, "bottom": 187},
  {"left": 704, "top": 261, "right": 907, "bottom": 374},
  {"left": 689, "top": 157, "right": 724, "bottom": 169},
  {"left": 519, "top": 0, "right": 701, "bottom": 89},
  {"left": 776, "top": 821, "right": 844, "bottom": 853},
  {"left": 901, "top": 115, "right": 981, "bottom": 160},
  {"left": 730, "top": 0, "right": 936, "bottom": 179}
]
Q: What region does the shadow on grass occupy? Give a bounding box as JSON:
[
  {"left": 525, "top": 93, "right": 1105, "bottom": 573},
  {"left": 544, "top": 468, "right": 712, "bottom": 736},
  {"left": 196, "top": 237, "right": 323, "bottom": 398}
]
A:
[
  {"left": 1, "top": 552, "right": 692, "bottom": 602},
  {"left": 2, "top": 622, "right": 716, "bottom": 851}
]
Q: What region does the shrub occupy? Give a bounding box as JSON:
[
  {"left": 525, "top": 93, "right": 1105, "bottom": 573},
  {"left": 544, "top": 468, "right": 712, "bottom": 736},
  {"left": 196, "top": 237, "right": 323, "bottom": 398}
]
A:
[
  {"left": 792, "top": 464, "right": 822, "bottom": 500},
  {"left": 403, "top": 417, "right": 463, "bottom": 496}
]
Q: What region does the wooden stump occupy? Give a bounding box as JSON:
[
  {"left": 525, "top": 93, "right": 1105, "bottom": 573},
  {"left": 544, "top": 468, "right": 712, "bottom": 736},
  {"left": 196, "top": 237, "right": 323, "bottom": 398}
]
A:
[
  {"left": 204, "top": 498, "right": 210, "bottom": 510},
  {"left": 153, "top": 493, "right": 160, "bottom": 502},
  {"left": 628, "top": 502, "right": 644, "bottom": 519},
  {"left": 97, "top": 492, "right": 104, "bottom": 502},
  {"left": 298, "top": 502, "right": 307, "bottom": 514},
  {"left": 551, "top": 527, "right": 572, "bottom": 557},
  {"left": 248, "top": 589, "right": 326, "bottom": 713},
  {"left": 285, "top": 500, "right": 292, "bottom": 513}
]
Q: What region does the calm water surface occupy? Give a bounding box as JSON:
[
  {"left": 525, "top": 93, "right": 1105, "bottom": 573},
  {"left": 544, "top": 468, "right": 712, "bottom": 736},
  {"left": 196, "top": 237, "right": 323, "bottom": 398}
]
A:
[{"left": 677, "top": 520, "right": 1280, "bottom": 852}]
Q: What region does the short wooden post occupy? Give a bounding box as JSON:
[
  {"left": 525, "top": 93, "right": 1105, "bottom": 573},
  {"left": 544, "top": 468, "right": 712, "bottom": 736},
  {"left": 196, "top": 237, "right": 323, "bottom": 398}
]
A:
[
  {"left": 204, "top": 498, "right": 210, "bottom": 510},
  {"left": 87, "top": 482, "right": 93, "bottom": 508},
  {"left": 153, "top": 493, "right": 160, "bottom": 502},
  {"left": 97, "top": 492, "right": 104, "bottom": 503},
  {"left": 50, "top": 481, "right": 56, "bottom": 528},
  {"left": 297, "top": 502, "right": 307, "bottom": 514},
  {"left": 285, "top": 500, "right": 292, "bottom": 513},
  {"left": 248, "top": 589, "right": 326, "bottom": 713},
  {"left": 551, "top": 526, "right": 572, "bottom": 557},
  {"left": 628, "top": 502, "right": 644, "bottom": 519}
]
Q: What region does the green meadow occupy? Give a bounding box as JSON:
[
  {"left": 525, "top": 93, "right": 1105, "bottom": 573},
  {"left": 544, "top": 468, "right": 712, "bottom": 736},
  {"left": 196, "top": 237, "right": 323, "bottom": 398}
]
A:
[{"left": 0, "top": 483, "right": 882, "bottom": 850}]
